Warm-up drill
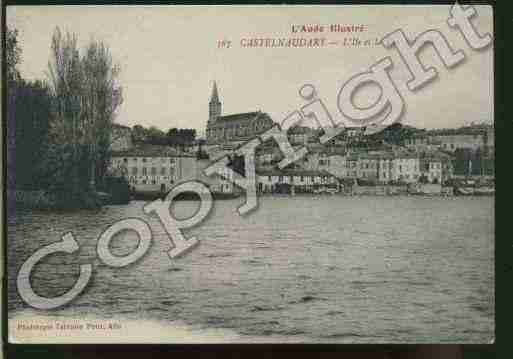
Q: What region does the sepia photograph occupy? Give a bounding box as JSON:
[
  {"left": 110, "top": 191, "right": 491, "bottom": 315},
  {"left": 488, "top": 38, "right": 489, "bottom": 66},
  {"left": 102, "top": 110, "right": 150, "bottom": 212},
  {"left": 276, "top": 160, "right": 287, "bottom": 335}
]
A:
[{"left": 5, "top": 4, "right": 494, "bottom": 344}]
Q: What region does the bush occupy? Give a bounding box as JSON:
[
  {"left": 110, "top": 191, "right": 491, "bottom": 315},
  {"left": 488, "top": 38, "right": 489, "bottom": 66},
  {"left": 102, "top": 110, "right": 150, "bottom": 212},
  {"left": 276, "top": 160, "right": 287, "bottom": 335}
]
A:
[{"left": 100, "top": 176, "right": 131, "bottom": 205}]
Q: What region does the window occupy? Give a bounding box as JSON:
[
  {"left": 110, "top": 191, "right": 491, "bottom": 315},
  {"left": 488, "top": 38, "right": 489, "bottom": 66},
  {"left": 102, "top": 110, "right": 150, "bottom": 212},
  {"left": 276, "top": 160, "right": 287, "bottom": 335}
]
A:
[
  {"left": 142, "top": 168, "right": 147, "bottom": 175},
  {"left": 132, "top": 167, "right": 138, "bottom": 175},
  {"left": 268, "top": 176, "right": 271, "bottom": 181},
  {"left": 170, "top": 158, "right": 175, "bottom": 164},
  {"left": 300, "top": 176, "right": 304, "bottom": 182},
  {"left": 279, "top": 176, "right": 283, "bottom": 182},
  {"left": 161, "top": 167, "right": 166, "bottom": 175},
  {"left": 123, "top": 158, "right": 127, "bottom": 163},
  {"left": 151, "top": 167, "right": 157, "bottom": 175},
  {"left": 142, "top": 158, "right": 147, "bottom": 163}
]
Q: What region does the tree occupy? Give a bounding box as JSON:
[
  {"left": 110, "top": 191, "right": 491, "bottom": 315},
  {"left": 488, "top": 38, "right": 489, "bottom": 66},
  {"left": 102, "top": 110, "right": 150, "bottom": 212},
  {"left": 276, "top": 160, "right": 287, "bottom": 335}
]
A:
[
  {"left": 453, "top": 148, "right": 473, "bottom": 177},
  {"left": 6, "top": 27, "right": 21, "bottom": 83},
  {"left": 6, "top": 27, "right": 22, "bottom": 189},
  {"left": 147, "top": 126, "right": 166, "bottom": 145},
  {"left": 132, "top": 124, "right": 147, "bottom": 142},
  {"left": 166, "top": 128, "right": 196, "bottom": 145},
  {"left": 46, "top": 27, "right": 122, "bottom": 206},
  {"left": 81, "top": 39, "right": 123, "bottom": 188},
  {"left": 46, "top": 28, "right": 85, "bottom": 202},
  {"left": 13, "top": 79, "right": 53, "bottom": 189}
]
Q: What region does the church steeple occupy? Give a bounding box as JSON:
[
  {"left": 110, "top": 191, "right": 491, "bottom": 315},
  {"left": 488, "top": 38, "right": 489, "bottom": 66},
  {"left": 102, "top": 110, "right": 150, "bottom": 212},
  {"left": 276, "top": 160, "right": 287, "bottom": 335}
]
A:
[
  {"left": 209, "top": 81, "right": 222, "bottom": 125},
  {"left": 210, "top": 81, "right": 220, "bottom": 103}
]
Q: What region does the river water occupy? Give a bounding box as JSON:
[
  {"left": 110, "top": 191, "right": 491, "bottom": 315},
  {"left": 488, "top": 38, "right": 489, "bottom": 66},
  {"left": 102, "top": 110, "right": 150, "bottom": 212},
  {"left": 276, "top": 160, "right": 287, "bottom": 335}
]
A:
[{"left": 7, "top": 196, "right": 494, "bottom": 343}]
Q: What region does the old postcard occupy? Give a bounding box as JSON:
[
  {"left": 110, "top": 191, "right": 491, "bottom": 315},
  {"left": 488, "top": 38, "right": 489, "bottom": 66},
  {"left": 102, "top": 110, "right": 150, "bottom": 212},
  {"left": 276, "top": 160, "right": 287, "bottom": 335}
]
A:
[{"left": 6, "top": 5, "right": 494, "bottom": 344}]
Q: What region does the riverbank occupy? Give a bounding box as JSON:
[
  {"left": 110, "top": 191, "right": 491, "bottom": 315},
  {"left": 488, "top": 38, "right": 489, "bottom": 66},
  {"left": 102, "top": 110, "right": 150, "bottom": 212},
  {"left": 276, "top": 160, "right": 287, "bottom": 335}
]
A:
[
  {"left": 7, "top": 189, "right": 114, "bottom": 211},
  {"left": 8, "top": 177, "right": 130, "bottom": 210}
]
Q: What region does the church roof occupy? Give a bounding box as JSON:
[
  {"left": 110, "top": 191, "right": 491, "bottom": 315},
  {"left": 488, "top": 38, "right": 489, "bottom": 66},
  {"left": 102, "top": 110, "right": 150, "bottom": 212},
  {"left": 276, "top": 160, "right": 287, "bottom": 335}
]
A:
[{"left": 215, "top": 111, "right": 268, "bottom": 124}]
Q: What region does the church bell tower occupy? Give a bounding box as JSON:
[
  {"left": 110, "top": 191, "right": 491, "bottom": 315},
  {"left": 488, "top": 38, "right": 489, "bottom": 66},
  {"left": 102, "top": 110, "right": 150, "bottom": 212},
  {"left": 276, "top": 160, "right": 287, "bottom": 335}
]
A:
[{"left": 209, "top": 81, "right": 222, "bottom": 125}]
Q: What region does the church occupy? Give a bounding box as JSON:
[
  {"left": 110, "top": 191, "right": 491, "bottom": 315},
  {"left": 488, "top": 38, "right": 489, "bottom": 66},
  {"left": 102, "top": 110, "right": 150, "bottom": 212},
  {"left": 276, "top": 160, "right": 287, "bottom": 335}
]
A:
[{"left": 206, "top": 82, "right": 274, "bottom": 145}]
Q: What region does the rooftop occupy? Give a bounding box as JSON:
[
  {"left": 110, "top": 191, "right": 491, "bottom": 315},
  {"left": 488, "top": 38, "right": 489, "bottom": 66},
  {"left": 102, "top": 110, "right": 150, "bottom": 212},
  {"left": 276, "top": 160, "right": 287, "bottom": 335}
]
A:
[
  {"left": 112, "top": 123, "right": 131, "bottom": 130},
  {"left": 112, "top": 144, "right": 194, "bottom": 158},
  {"left": 215, "top": 111, "right": 271, "bottom": 124}
]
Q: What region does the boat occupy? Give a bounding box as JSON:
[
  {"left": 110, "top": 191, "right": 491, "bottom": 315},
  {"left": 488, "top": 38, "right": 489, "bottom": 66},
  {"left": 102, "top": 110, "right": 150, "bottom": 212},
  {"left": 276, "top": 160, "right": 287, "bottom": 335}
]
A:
[
  {"left": 454, "top": 185, "right": 494, "bottom": 196},
  {"left": 473, "top": 186, "right": 495, "bottom": 196},
  {"left": 454, "top": 186, "right": 474, "bottom": 196}
]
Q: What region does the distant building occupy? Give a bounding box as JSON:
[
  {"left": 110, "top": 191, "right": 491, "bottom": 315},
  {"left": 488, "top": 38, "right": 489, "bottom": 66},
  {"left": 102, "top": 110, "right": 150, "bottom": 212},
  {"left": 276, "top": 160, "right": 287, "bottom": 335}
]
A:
[
  {"left": 431, "top": 132, "right": 485, "bottom": 152},
  {"left": 287, "top": 126, "right": 317, "bottom": 146},
  {"left": 405, "top": 124, "right": 494, "bottom": 153},
  {"left": 206, "top": 81, "right": 274, "bottom": 146},
  {"left": 403, "top": 133, "right": 441, "bottom": 152}
]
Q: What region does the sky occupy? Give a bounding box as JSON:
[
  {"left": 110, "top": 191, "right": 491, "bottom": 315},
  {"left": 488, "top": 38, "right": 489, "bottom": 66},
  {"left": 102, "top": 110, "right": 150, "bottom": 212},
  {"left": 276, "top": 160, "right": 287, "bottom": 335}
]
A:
[{"left": 7, "top": 5, "right": 494, "bottom": 137}]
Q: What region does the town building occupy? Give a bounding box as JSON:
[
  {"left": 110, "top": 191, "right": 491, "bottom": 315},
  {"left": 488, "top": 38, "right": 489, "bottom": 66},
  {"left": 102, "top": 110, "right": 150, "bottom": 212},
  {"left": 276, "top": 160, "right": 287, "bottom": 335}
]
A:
[
  {"left": 256, "top": 169, "right": 339, "bottom": 194},
  {"left": 287, "top": 126, "right": 318, "bottom": 146},
  {"left": 192, "top": 158, "right": 235, "bottom": 194},
  {"left": 357, "top": 154, "right": 380, "bottom": 181},
  {"left": 420, "top": 157, "right": 442, "bottom": 184},
  {"left": 345, "top": 155, "right": 359, "bottom": 178},
  {"left": 205, "top": 82, "right": 275, "bottom": 146},
  {"left": 390, "top": 153, "right": 421, "bottom": 183},
  {"left": 377, "top": 155, "right": 394, "bottom": 183},
  {"left": 403, "top": 133, "right": 441, "bottom": 152},
  {"left": 109, "top": 145, "right": 197, "bottom": 193},
  {"left": 404, "top": 124, "right": 494, "bottom": 154}
]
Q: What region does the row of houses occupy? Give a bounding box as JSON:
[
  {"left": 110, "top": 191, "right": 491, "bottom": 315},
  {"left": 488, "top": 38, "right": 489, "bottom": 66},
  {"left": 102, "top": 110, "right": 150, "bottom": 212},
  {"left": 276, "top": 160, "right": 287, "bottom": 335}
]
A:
[
  {"left": 108, "top": 145, "right": 343, "bottom": 195},
  {"left": 256, "top": 144, "right": 453, "bottom": 185},
  {"left": 108, "top": 124, "right": 486, "bottom": 195},
  {"left": 403, "top": 123, "right": 494, "bottom": 153}
]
